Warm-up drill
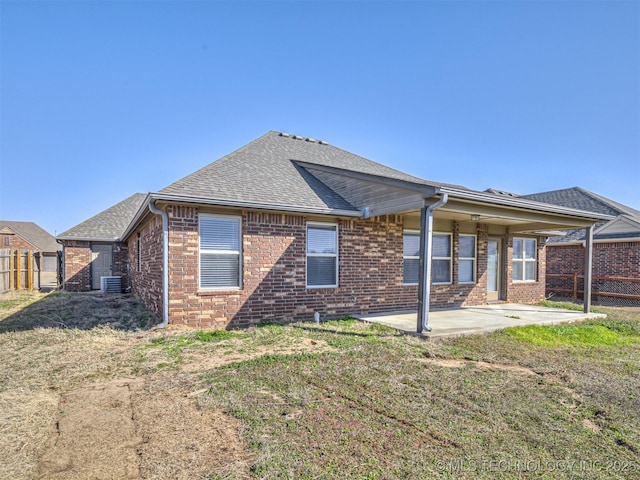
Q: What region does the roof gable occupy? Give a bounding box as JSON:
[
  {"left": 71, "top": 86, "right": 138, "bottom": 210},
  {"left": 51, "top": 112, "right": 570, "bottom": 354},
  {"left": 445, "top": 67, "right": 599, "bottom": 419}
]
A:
[
  {"left": 159, "top": 131, "right": 447, "bottom": 213},
  {"left": 57, "top": 193, "right": 147, "bottom": 241},
  {"left": 0, "top": 221, "right": 61, "bottom": 252}
]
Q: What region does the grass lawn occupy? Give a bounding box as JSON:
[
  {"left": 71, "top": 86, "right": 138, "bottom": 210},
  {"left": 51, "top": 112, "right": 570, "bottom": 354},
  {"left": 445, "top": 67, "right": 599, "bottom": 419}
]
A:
[{"left": 0, "top": 291, "right": 638, "bottom": 479}]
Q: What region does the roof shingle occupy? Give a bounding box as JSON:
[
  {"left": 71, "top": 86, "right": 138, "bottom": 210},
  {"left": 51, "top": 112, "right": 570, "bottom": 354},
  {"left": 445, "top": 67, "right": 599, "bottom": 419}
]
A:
[{"left": 57, "top": 193, "right": 147, "bottom": 241}]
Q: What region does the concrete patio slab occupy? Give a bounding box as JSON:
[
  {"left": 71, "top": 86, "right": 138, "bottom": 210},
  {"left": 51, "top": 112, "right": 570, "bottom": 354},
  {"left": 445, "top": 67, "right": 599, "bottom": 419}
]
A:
[{"left": 355, "top": 304, "right": 606, "bottom": 339}]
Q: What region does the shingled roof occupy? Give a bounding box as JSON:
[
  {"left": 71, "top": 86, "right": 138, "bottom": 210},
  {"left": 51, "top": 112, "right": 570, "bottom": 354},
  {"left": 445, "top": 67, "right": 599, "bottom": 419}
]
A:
[
  {"left": 0, "top": 221, "right": 60, "bottom": 252},
  {"left": 520, "top": 187, "right": 640, "bottom": 243},
  {"left": 57, "top": 193, "right": 147, "bottom": 241},
  {"left": 159, "top": 131, "right": 461, "bottom": 213}
]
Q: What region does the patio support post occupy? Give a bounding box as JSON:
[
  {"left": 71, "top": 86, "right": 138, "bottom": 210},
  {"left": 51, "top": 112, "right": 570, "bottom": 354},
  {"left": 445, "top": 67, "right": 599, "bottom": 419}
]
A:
[
  {"left": 583, "top": 224, "right": 594, "bottom": 313},
  {"left": 417, "top": 193, "right": 448, "bottom": 333}
]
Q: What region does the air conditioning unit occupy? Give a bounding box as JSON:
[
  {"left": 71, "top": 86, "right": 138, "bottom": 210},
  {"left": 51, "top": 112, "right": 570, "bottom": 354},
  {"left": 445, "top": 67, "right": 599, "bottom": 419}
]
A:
[{"left": 100, "top": 276, "right": 122, "bottom": 294}]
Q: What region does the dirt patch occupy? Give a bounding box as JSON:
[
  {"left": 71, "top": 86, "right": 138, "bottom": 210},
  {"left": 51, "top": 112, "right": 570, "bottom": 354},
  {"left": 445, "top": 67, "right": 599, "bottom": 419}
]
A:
[
  {"left": 180, "top": 337, "right": 335, "bottom": 372},
  {"left": 37, "top": 376, "right": 252, "bottom": 480},
  {"left": 39, "top": 378, "right": 144, "bottom": 479},
  {"left": 133, "top": 377, "right": 252, "bottom": 479},
  {"left": 419, "top": 357, "right": 540, "bottom": 376}
]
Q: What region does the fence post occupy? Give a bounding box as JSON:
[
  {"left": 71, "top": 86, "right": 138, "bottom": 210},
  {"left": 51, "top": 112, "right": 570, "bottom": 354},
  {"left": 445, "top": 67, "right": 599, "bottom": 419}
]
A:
[
  {"left": 573, "top": 272, "right": 578, "bottom": 302},
  {"left": 9, "top": 250, "right": 14, "bottom": 289},
  {"left": 27, "top": 251, "right": 33, "bottom": 290},
  {"left": 15, "top": 250, "right": 21, "bottom": 290}
]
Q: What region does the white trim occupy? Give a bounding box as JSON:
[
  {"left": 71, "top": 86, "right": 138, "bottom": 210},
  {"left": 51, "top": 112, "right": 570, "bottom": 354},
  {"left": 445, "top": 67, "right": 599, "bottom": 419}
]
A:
[
  {"left": 512, "top": 237, "right": 537, "bottom": 283},
  {"left": 198, "top": 213, "right": 243, "bottom": 290},
  {"left": 306, "top": 221, "right": 339, "bottom": 289},
  {"left": 458, "top": 233, "right": 477, "bottom": 284},
  {"left": 432, "top": 232, "right": 452, "bottom": 285}
]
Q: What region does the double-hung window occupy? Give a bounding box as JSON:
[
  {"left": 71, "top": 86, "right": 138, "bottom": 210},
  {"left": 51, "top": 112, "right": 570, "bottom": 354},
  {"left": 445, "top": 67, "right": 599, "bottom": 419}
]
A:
[
  {"left": 432, "top": 233, "right": 452, "bottom": 284},
  {"left": 403, "top": 231, "right": 420, "bottom": 285},
  {"left": 512, "top": 238, "right": 537, "bottom": 282},
  {"left": 199, "top": 214, "right": 242, "bottom": 289},
  {"left": 458, "top": 235, "right": 476, "bottom": 283},
  {"left": 307, "top": 223, "right": 338, "bottom": 288}
]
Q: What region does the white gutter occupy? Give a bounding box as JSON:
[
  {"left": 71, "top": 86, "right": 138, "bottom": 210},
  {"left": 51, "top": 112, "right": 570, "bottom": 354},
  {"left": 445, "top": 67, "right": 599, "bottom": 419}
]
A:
[
  {"left": 417, "top": 193, "right": 449, "bottom": 333},
  {"left": 151, "top": 193, "right": 363, "bottom": 218},
  {"left": 148, "top": 201, "right": 169, "bottom": 328}
]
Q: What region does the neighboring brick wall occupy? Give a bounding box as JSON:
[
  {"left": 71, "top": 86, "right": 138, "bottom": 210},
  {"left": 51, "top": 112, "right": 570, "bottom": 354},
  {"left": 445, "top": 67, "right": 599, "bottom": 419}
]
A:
[
  {"left": 62, "top": 240, "right": 92, "bottom": 292},
  {"left": 1, "top": 234, "right": 37, "bottom": 250},
  {"left": 546, "top": 241, "right": 640, "bottom": 294},
  {"left": 548, "top": 242, "right": 640, "bottom": 278},
  {"left": 129, "top": 216, "right": 164, "bottom": 321},
  {"left": 504, "top": 233, "right": 547, "bottom": 304}
]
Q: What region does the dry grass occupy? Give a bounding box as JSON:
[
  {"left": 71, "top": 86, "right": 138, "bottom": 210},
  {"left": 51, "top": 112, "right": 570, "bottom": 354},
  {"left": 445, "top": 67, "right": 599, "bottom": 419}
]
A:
[{"left": 1, "top": 292, "right": 639, "bottom": 479}]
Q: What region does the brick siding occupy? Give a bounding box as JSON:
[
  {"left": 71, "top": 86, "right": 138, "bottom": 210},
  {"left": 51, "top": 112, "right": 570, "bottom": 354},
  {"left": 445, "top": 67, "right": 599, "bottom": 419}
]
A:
[
  {"left": 62, "top": 241, "right": 92, "bottom": 292},
  {"left": 62, "top": 241, "right": 129, "bottom": 292},
  {"left": 1, "top": 234, "right": 37, "bottom": 251},
  {"left": 546, "top": 241, "right": 640, "bottom": 293},
  {"left": 129, "top": 216, "right": 164, "bottom": 319},
  {"left": 504, "top": 232, "right": 547, "bottom": 304},
  {"left": 127, "top": 205, "right": 548, "bottom": 329}
]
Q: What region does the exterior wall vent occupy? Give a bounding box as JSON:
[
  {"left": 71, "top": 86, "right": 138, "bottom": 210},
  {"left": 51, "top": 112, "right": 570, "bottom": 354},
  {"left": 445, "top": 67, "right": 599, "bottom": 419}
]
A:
[{"left": 100, "top": 276, "right": 122, "bottom": 294}]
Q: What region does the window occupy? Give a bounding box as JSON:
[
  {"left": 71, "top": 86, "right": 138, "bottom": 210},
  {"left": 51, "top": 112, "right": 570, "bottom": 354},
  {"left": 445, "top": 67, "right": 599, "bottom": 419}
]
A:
[
  {"left": 307, "top": 223, "right": 338, "bottom": 287},
  {"left": 4, "top": 236, "right": 9, "bottom": 246},
  {"left": 403, "top": 231, "right": 420, "bottom": 285},
  {"left": 512, "top": 238, "right": 537, "bottom": 282},
  {"left": 432, "top": 233, "right": 452, "bottom": 284},
  {"left": 403, "top": 231, "right": 452, "bottom": 284},
  {"left": 136, "top": 234, "right": 141, "bottom": 272},
  {"left": 199, "top": 215, "right": 242, "bottom": 289},
  {"left": 458, "top": 235, "right": 476, "bottom": 283}
]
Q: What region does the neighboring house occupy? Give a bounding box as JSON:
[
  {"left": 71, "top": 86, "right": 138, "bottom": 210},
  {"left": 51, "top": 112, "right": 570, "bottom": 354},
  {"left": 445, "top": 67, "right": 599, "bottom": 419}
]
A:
[
  {"left": 520, "top": 187, "right": 640, "bottom": 304},
  {"left": 0, "top": 220, "right": 62, "bottom": 289},
  {"left": 58, "top": 132, "right": 610, "bottom": 330},
  {"left": 57, "top": 193, "right": 147, "bottom": 291}
]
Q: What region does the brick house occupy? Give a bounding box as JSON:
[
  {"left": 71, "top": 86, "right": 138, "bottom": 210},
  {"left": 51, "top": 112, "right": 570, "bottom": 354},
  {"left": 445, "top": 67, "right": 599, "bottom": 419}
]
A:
[
  {"left": 0, "top": 220, "right": 62, "bottom": 289},
  {"left": 57, "top": 193, "right": 147, "bottom": 292},
  {"left": 58, "top": 132, "right": 610, "bottom": 331},
  {"left": 520, "top": 187, "right": 640, "bottom": 304}
]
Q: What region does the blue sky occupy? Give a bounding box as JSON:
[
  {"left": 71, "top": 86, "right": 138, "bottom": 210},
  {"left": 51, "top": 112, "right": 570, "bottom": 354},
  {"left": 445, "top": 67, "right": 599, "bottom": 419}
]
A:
[{"left": 1, "top": 0, "right": 639, "bottom": 236}]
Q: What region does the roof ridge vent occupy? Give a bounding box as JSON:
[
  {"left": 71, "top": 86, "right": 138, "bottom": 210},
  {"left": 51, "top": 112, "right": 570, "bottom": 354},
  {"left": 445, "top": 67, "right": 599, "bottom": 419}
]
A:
[{"left": 278, "top": 132, "right": 327, "bottom": 145}]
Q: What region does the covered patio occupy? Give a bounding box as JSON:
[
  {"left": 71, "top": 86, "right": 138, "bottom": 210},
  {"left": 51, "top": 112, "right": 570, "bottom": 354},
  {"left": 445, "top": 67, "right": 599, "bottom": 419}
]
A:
[{"left": 356, "top": 303, "right": 606, "bottom": 339}]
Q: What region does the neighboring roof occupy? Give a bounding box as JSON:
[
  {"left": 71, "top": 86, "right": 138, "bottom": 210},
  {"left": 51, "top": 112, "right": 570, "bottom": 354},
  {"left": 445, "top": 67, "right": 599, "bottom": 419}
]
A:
[
  {"left": 521, "top": 187, "right": 640, "bottom": 218},
  {"left": 57, "top": 193, "right": 147, "bottom": 242},
  {"left": 520, "top": 187, "right": 640, "bottom": 244},
  {"left": 0, "top": 221, "right": 61, "bottom": 252}
]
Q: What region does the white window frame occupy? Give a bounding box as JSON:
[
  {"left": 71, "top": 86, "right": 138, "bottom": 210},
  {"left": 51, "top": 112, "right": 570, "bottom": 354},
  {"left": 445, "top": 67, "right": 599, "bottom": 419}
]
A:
[
  {"left": 512, "top": 237, "right": 537, "bottom": 283},
  {"left": 432, "top": 232, "right": 452, "bottom": 285},
  {"left": 199, "top": 214, "right": 242, "bottom": 290},
  {"left": 306, "top": 222, "right": 338, "bottom": 288},
  {"left": 403, "top": 230, "right": 420, "bottom": 286},
  {"left": 458, "top": 234, "right": 477, "bottom": 284}
]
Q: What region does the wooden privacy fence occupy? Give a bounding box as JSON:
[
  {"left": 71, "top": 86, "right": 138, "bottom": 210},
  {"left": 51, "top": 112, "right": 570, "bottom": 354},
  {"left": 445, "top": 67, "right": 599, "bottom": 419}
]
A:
[
  {"left": 547, "top": 273, "right": 640, "bottom": 307},
  {"left": 0, "top": 249, "right": 41, "bottom": 293}
]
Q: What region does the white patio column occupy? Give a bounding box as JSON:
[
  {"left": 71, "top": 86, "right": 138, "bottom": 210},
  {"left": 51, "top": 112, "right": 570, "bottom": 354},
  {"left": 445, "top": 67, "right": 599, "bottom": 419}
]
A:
[
  {"left": 583, "top": 224, "right": 594, "bottom": 313},
  {"left": 417, "top": 194, "right": 448, "bottom": 333}
]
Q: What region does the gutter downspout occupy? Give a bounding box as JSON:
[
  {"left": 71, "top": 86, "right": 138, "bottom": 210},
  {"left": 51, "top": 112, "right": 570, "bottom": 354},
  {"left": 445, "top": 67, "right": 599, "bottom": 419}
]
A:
[
  {"left": 417, "top": 193, "right": 449, "bottom": 334},
  {"left": 148, "top": 201, "right": 169, "bottom": 328}
]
